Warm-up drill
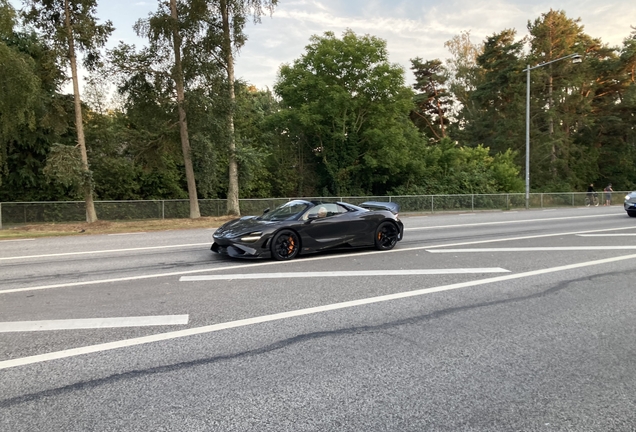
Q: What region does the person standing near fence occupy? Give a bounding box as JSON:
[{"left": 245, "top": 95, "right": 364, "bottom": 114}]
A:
[{"left": 604, "top": 183, "right": 613, "bottom": 206}]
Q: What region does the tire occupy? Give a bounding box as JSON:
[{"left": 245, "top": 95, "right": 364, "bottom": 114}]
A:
[
  {"left": 627, "top": 211, "right": 636, "bottom": 218},
  {"left": 374, "top": 221, "right": 399, "bottom": 251},
  {"left": 585, "top": 197, "right": 591, "bottom": 207},
  {"left": 593, "top": 197, "right": 599, "bottom": 206},
  {"left": 271, "top": 229, "right": 300, "bottom": 260}
]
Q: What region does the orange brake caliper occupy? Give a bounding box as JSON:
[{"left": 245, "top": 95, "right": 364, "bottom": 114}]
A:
[{"left": 287, "top": 237, "right": 295, "bottom": 254}]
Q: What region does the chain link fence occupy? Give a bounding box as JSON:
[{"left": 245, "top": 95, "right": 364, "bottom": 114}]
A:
[{"left": 0, "top": 192, "right": 626, "bottom": 229}]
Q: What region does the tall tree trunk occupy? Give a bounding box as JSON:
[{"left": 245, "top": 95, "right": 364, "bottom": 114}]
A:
[
  {"left": 431, "top": 80, "right": 446, "bottom": 138},
  {"left": 548, "top": 65, "right": 557, "bottom": 178},
  {"left": 221, "top": 0, "right": 240, "bottom": 216},
  {"left": 170, "top": 0, "right": 200, "bottom": 218},
  {"left": 64, "top": 0, "right": 97, "bottom": 223}
]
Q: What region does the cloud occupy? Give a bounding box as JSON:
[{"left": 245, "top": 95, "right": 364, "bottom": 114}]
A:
[{"left": 235, "top": 0, "right": 635, "bottom": 90}]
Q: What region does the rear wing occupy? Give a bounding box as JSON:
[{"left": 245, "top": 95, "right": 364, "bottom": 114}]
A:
[{"left": 359, "top": 201, "right": 400, "bottom": 214}]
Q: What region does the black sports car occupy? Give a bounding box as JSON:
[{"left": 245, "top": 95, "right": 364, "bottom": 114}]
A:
[{"left": 211, "top": 200, "right": 404, "bottom": 260}]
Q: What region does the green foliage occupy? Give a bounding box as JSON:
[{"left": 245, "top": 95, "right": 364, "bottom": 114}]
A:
[
  {"left": 5, "top": 7, "right": 636, "bottom": 204},
  {"left": 0, "top": 4, "right": 70, "bottom": 194},
  {"left": 274, "top": 30, "right": 427, "bottom": 196},
  {"left": 390, "top": 139, "right": 523, "bottom": 195},
  {"left": 22, "top": 0, "right": 114, "bottom": 70},
  {"left": 462, "top": 29, "right": 526, "bottom": 159},
  {"left": 0, "top": 0, "right": 16, "bottom": 37},
  {"left": 0, "top": 43, "right": 40, "bottom": 170},
  {"left": 42, "top": 143, "right": 84, "bottom": 194},
  {"left": 410, "top": 58, "right": 453, "bottom": 140}
]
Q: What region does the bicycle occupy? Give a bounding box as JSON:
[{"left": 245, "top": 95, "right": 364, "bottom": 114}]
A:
[{"left": 585, "top": 192, "right": 599, "bottom": 207}]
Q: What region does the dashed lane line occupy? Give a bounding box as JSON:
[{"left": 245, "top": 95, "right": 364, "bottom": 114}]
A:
[
  {"left": 0, "top": 315, "right": 189, "bottom": 333},
  {"left": 0, "top": 243, "right": 210, "bottom": 261}
]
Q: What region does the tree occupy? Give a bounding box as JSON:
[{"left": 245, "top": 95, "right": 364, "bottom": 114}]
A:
[
  {"left": 462, "top": 29, "right": 526, "bottom": 159},
  {"left": 204, "top": 0, "right": 278, "bottom": 215},
  {"left": 410, "top": 58, "right": 453, "bottom": 140},
  {"left": 126, "top": 0, "right": 208, "bottom": 218},
  {"left": 23, "top": 0, "right": 113, "bottom": 222},
  {"left": 443, "top": 31, "right": 484, "bottom": 140},
  {"left": 574, "top": 26, "right": 636, "bottom": 190},
  {"left": 526, "top": 10, "right": 592, "bottom": 186},
  {"left": 444, "top": 31, "right": 483, "bottom": 108},
  {"left": 0, "top": 0, "right": 40, "bottom": 181},
  {"left": 274, "top": 30, "right": 426, "bottom": 196}
]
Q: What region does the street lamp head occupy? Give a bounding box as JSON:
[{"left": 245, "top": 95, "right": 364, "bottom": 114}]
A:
[{"left": 571, "top": 54, "right": 582, "bottom": 64}]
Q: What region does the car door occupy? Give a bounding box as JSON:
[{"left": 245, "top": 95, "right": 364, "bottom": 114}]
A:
[{"left": 300, "top": 204, "right": 359, "bottom": 251}]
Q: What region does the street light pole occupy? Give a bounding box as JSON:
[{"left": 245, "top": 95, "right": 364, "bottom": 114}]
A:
[{"left": 523, "top": 53, "right": 582, "bottom": 210}]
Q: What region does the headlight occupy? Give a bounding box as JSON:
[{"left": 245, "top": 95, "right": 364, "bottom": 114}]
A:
[
  {"left": 626, "top": 195, "right": 631, "bottom": 201},
  {"left": 240, "top": 232, "right": 262, "bottom": 242}
]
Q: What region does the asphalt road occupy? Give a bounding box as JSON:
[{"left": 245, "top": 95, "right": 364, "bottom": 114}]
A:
[{"left": 1, "top": 206, "right": 636, "bottom": 431}]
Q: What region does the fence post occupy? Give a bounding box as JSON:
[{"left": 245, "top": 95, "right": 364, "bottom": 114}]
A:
[
  {"left": 431, "top": 195, "right": 434, "bottom": 213},
  {"left": 162, "top": 200, "right": 165, "bottom": 219},
  {"left": 471, "top": 194, "right": 474, "bottom": 212},
  {"left": 541, "top": 193, "right": 544, "bottom": 208},
  {"left": 0, "top": 202, "right": 2, "bottom": 230}
]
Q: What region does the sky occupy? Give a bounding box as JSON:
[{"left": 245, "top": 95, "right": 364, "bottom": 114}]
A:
[{"left": 9, "top": 0, "right": 636, "bottom": 90}]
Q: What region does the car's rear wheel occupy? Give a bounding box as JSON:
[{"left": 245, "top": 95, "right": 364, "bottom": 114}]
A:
[
  {"left": 271, "top": 229, "right": 300, "bottom": 260},
  {"left": 628, "top": 211, "right": 636, "bottom": 218},
  {"left": 374, "top": 221, "right": 399, "bottom": 251}
]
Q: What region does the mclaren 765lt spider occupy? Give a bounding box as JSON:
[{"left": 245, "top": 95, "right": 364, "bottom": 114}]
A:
[{"left": 211, "top": 200, "right": 404, "bottom": 260}]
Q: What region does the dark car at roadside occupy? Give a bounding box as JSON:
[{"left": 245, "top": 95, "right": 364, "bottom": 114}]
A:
[{"left": 211, "top": 200, "right": 403, "bottom": 260}]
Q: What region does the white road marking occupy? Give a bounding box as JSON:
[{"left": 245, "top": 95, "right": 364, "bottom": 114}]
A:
[
  {"left": 428, "top": 247, "right": 636, "bottom": 253},
  {"left": 427, "top": 246, "right": 636, "bottom": 253},
  {"left": 180, "top": 268, "right": 511, "bottom": 281},
  {"left": 0, "top": 238, "right": 36, "bottom": 242},
  {"left": 0, "top": 260, "right": 295, "bottom": 295},
  {"left": 3, "top": 225, "right": 636, "bottom": 296},
  {"left": 577, "top": 234, "right": 636, "bottom": 237},
  {"left": 2, "top": 253, "right": 636, "bottom": 370},
  {"left": 404, "top": 213, "right": 618, "bottom": 231},
  {"left": 0, "top": 243, "right": 210, "bottom": 261},
  {"left": 406, "top": 225, "right": 636, "bottom": 252},
  {"left": 0, "top": 315, "right": 189, "bottom": 333}
]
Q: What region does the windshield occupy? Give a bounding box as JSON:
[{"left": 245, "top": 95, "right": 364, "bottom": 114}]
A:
[{"left": 260, "top": 201, "right": 310, "bottom": 221}]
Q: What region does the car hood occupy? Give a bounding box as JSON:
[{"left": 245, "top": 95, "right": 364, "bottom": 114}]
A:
[{"left": 214, "top": 216, "right": 279, "bottom": 238}]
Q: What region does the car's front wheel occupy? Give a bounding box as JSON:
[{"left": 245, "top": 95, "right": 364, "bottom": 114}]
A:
[
  {"left": 271, "top": 229, "right": 300, "bottom": 260},
  {"left": 627, "top": 211, "right": 636, "bottom": 218},
  {"left": 374, "top": 221, "right": 399, "bottom": 251}
]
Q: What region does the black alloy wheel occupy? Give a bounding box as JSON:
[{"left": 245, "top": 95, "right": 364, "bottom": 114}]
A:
[
  {"left": 374, "top": 221, "right": 399, "bottom": 251},
  {"left": 271, "top": 229, "right": 300, "bottom": 260}
]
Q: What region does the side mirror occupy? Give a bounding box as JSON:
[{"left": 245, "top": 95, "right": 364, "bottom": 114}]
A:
[{"left": 307, "top": 214, "right": 319, "bottom": 221}]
